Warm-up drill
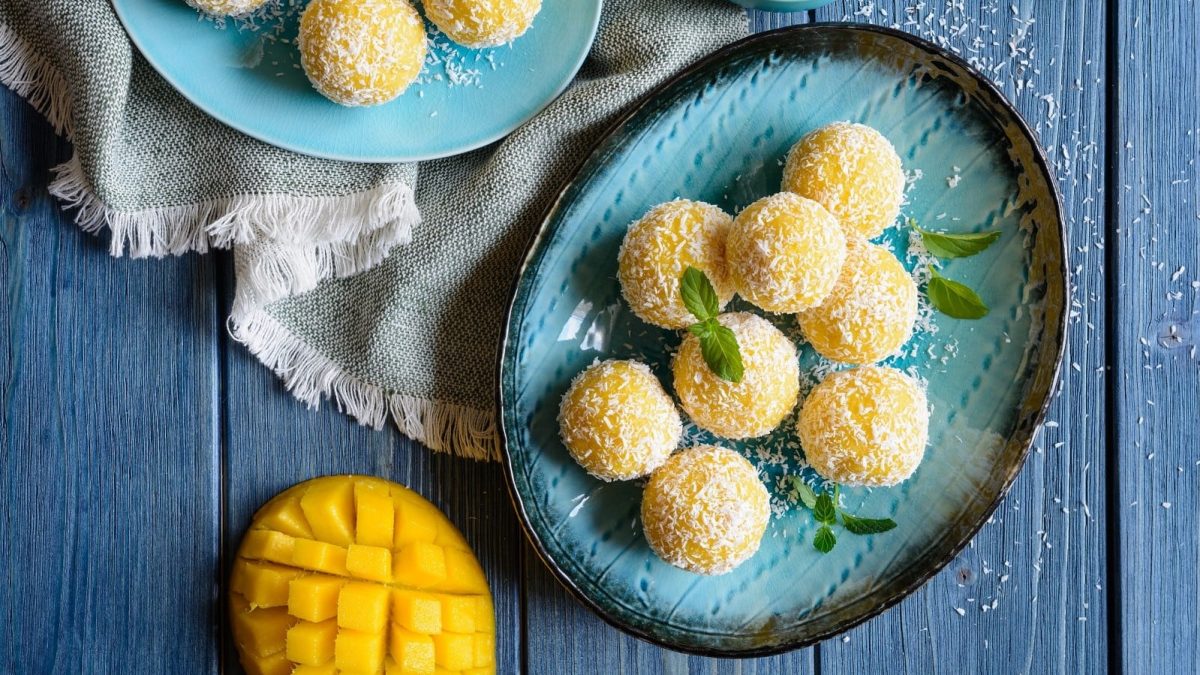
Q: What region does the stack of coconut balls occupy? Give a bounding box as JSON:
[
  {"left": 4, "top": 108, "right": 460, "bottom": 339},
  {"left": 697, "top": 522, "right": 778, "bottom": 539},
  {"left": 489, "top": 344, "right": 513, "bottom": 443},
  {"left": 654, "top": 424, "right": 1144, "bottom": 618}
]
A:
[
  {"left": 558, "top": 122, "right": 931, "bottom": 576},
  {"left": 186, "top": 0, "right": 542, "bottom": 106}
]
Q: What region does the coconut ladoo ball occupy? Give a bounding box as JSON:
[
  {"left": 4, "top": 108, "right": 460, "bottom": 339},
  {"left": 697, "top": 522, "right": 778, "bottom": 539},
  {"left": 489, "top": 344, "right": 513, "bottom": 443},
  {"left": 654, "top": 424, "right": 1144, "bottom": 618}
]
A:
[
  {"left": 185, "top": 0, "right": 268, "bottom": 17},
  {"left": 798, "top": 239, "right": 917, "bottom": 364},
  {"left": 298, "top": 0, "right": 427, "bottom": 107},
  {"left": 424, "top": 0, "right": 543, "bottom": 49},
  {"left": 558, "top": 360, "right": 683, "bottom": 481},
  {"left": 782, "top": 122, "right": 906, "bottom": 240},
  {"left": 798, "top": 366, "right": 929, "bottom": 487},
  {"left": 727, "top": 192, "right": 847, "bottom": 314},
  {"left": 618, "top": 199, "right": 736, "bottom": 330},
  {"left": 641, "top": 446, "right": 770, "bottom": 575},
  {"left": 673, "top": 312, "right": 800, "bottom": 439}
]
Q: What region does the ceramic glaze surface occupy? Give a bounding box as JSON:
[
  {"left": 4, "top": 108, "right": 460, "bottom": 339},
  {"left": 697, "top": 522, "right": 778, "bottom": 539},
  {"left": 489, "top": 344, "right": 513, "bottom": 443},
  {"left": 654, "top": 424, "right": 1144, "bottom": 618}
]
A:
[
  {"left": 501, "top": 25, "right": 1065, "bottom": 655},
  {"left": 112, "top": 0, "right": 601, "bottom": 162}
]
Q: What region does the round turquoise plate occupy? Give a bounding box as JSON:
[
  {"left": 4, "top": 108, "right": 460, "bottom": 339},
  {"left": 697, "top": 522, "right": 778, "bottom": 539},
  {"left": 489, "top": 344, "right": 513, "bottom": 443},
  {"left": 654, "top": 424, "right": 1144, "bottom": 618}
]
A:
[
  {"left": 111, "top": 0, "right": 601, "bottom": 162},
  {"left": 499, "top": 24, "right": 1067, "bottom": 655}
]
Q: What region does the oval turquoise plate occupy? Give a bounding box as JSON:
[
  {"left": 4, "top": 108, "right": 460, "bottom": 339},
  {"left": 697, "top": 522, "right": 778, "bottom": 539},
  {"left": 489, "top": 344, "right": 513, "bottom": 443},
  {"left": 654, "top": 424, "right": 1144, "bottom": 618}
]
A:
[
  {"left": 499, "top": 24, "right": 1067, "bottom": 655},
  {"left": 111, "top": 0, "right": 601, "bottom": 162}
]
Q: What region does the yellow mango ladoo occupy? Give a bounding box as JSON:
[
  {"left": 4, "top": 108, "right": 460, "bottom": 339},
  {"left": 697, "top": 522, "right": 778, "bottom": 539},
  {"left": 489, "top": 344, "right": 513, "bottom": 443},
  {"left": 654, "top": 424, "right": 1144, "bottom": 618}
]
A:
[{"left": 230, "top": 475, "right": 495, "bottom": 675}]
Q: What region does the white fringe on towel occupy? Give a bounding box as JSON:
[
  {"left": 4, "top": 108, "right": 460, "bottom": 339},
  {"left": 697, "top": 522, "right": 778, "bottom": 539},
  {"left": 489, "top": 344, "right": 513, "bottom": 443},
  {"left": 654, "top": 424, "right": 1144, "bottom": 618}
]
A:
[
  {"left": 2, "top": 21, "right": 496, "bottom": 461},
  {"left": 229, "top": 306, "right": 500, "bottom": 462}
]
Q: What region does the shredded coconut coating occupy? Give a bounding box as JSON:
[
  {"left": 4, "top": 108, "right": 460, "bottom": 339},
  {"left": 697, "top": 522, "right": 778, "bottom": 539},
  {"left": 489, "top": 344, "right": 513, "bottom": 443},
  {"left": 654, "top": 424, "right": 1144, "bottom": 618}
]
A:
[
  {"left": 781, "top": 122, "right": 905, "bottom": 240},
  {"left": 798, "top": 239, "right": 917, "bottom": 364},
  {"left": 618, "top": 199, "right": 736, "bottom": 330},
  {"left": 673, "top": 312, "right": 800, "bottom": 439},
  {"left": 798, "top": 366, "right": 929, "bottom": 487},
  {"left": 185, "top": 0, "right": 268, "bottom": 17},
  {"left": 641, "top": 446, "right": 769, "bottom": 575},
  {"left": 727, "top": 192, "right": 847, "bottom": 314},
  {"left": 558, "top": 360, "right": 683, "bottom": 482},
  {"left": 424, "top": 0, "right": 542, "bottom": 49},
  {"left": 298, "top": 0, "right": 427, "bottom": 107}
]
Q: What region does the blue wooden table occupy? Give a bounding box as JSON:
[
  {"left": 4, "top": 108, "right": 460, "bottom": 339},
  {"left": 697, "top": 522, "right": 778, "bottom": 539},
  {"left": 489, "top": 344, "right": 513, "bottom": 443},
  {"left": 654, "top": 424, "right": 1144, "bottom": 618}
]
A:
[{"left": 2, "top": 2, "right": 1197, "bottom": 673}]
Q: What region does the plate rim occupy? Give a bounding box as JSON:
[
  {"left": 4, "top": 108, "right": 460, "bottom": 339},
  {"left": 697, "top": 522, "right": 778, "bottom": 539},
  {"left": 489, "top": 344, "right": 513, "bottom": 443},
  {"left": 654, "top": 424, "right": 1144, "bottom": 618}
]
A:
[
  {"left": 110, "top": 0, "right": 603, "bottom": 163},
  {"left": 496, "top": 21, "right": 1069, "bottom": 657}
]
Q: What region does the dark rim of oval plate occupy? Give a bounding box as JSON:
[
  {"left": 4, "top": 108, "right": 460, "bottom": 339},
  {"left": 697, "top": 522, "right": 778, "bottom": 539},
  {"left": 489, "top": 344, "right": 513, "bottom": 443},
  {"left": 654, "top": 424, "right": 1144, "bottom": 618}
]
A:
[{"left": 496, "top": 22, "right": 1069, "bottom": 658}]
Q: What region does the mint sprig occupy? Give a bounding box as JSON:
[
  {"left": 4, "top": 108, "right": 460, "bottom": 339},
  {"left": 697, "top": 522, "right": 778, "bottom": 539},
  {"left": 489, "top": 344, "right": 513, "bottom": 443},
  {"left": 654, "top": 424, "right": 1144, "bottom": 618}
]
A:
[
  {"left": 927, "top": 266, "right": 989, "bottom": 319},
  {"left": 909, "top": 220, "right": 996, "bottom": 320},
  {"left": 797, "top": 483, "right": 897, "bottom": 553},
  {"left": 680, "top": 267, "right": 743, "bottom": 382},
  {"left": 911, "top": 220, "right": 1001, "bottom": 258}
]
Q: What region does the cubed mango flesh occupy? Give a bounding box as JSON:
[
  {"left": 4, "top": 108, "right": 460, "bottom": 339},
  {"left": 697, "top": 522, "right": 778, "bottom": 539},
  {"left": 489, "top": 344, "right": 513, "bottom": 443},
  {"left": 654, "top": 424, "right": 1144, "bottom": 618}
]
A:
[
  {"left": 431, "top": 632, "right": 475, "bottom": 671},
  {"left": 392, "top": 589, "right": 442, "bottom": 634},
  {"left": 288, "top": 575, "right": 344, "bottom": 623},
  {"left": 301, "top": 479, "right": 356, "bottom": 546},
  {"left": 389, "top": 626, "right": 436, "bottom": 674},
  {"left": 347, "top": 543, "right": 393, "bottom": 582},
  {"left": 286, "top": 619, "right": 337, "bottom": 665},
  {"left": 393, "top": 543, "right": 447, "bottom": 588},
  {"left": 291, "top": 538, "right": 349, "bottom": 577},
  {"left": 334, "top": 629, "right": 386, "bottom": 673},
  {"left": 231, "top": 476, "right": 493, "bottom": 675},
  {"left": 355, "top": 482, "right": 395, "bottom": 547}
]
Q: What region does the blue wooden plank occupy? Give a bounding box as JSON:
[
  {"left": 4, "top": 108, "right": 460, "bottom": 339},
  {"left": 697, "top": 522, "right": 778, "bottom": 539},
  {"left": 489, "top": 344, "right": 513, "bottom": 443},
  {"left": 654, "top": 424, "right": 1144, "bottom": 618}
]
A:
[
  {"left": 1113, "top": 2, "right": 1200, "bottom": 673},
  {"left": 215, "top": 318, "right": 523, "bottom": 675},
  {"left": 0, "top": 87, "right": 220, "bottom": 674},
  {"left": 806, "top": 2, "right": 1110, "bottom": 673}
]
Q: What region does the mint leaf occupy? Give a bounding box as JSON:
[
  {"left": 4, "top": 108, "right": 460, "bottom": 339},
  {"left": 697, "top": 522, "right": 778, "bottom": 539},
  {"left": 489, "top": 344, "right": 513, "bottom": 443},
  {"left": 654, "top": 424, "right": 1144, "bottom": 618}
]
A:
[
  {"left": 927, "top": 266, "right": 989, "bottom": 319},
  {"left": 813, "top": 526, "right": 837, "bottom": 553},
  {"left": 698, "top": 322, "right": 744, "bottom": 383},
  {"left": 914, "top": 222, "right": 1001, "bottom": 259},
  {"left": 791, "top": 478, "right": 817, "bottom": 510},
  {"left": 687, "top": 322, "right": 710, "bottom": 338},
  {"left": 812, "top": 492, "right": 836, "bottom": 525},
  {"left": 841, "top": 513, "right": 898, "bottom": 535},
  {"left": 680, "top": 266, "right": 720, "bottom": 321}
]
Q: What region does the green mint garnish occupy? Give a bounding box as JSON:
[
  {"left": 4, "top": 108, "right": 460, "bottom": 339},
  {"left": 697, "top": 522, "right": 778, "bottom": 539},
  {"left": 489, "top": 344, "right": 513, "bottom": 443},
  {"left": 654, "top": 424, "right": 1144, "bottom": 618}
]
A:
[
  {"left": 680, "top": 266, "right": 743, "bottom": 382},
  {"left": 798, "top": 483, "right": 899, "bottom": 554},
  {"left": 911, "top": 219, "right": 1001, "bottom": 259},
  {"left": 926, "top": 265, "right": 989, "bottom": 319}
]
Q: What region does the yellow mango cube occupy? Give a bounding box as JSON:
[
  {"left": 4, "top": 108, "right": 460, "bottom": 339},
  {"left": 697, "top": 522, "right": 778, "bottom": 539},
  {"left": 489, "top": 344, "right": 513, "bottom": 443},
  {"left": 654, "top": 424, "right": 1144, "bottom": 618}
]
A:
[
  {"left": 435, "top": 548, "right": 489, "bottom": 594},
  {"left": 241, "top": 529, "right": 296, "bottom": 564},
  {"left": 292, "top": 664, "right": 337, "bottom": 675},
  {"left": 431, "top": 632, "right": 475, "bottom": 671},
  {"left": 301, "top": 479, "right": 356, "bottom": 546},
  {"left": 338, "top": 582, "right": 391, "bottom": 633},
  {"left": 393, "top": 543, "right": 447, "bottom": 588},
  {"left": 286, "top": 619, "right": 337, "bottom": 665},
  {"left": 355, "top": 482, "right": 395, "bottom": 547},
  {"left": 391, "top": 589, "right": 442, "bottom": 634},
  {"left": 394, "top": 498, "right": 441, "bottom": 548},
  {"left": 256, "top": 496, "right": 314, "bottom": 539},
  {"left": 346, "top": 544, "right": 392, "bottom": 582},
  {"left": 436, "top": 595, "right": 477, "bottom": 633},
  {"left": 288, "top": 574, "right": 344, "bottom": 622},
  {"left": 463, "top": 668, "right": 497, "bottom": 675},
  {"left": 389, "top": 626, "right": 436, "bottom": 674},
  {"left": 472, "top": 634, "right": 494, "bottom": 668},
  {"left": 240, "top": 651, "right": 293, "bottom": 675},
  {"left": 230, "top": 597, "right": 292, "bottom": 657},
  {"left": 291, "top": 538, "right": 349, "bottom": 576},
  {"left": 475, "top": 595, "right": 495, "bottom": 634},
  {"left": 434, "top": 522, "right": 471, "bottom": 551},
  {"left": 233, "top": 560, "right": 303, "bottom": 608},
  {"left": 334, "top": 629, "right": 386, "bottom": 673}
]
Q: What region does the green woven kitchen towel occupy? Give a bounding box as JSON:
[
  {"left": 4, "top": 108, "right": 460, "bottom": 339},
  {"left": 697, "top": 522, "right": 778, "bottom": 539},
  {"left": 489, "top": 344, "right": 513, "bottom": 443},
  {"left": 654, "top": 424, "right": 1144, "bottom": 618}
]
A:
[{"left": 0, "top": 0, "right": 748, "bottom": 459}]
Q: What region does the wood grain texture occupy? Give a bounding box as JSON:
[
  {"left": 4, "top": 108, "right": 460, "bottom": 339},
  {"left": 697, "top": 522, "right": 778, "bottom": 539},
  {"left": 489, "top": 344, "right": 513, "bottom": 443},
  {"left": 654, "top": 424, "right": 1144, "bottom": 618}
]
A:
[
  {"left": 804, "top": 2, "right": 1110, "bottom": 673},
  {"left": 0, "top": 88, "right": 220, "bottom": 674},
  {"left": 214, "top": 307, "right": 523, "bottom": 675},
  {"left": 1113, "top": 2, "right": 1200, "bottom": 673}
]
